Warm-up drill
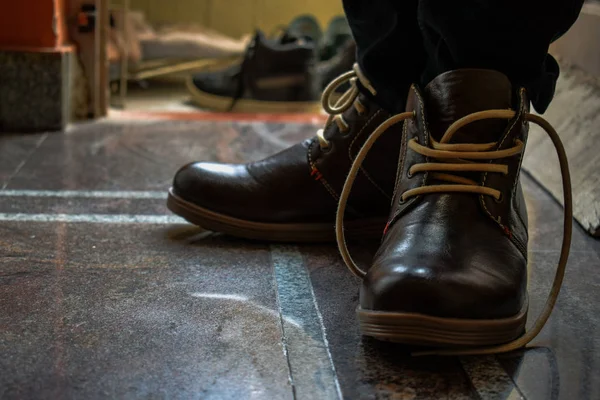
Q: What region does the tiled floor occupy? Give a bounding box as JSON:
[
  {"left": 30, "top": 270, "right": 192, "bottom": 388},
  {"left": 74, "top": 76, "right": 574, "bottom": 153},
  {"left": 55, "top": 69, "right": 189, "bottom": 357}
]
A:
[{"left": 0, "top": 119, "right": 598, "bottom": 399}]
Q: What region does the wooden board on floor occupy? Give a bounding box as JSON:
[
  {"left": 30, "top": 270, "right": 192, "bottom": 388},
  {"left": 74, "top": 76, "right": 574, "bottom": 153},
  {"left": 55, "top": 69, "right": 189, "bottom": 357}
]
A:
[{"left": 523, "top": 63, "right": 600, "bottom": 236}]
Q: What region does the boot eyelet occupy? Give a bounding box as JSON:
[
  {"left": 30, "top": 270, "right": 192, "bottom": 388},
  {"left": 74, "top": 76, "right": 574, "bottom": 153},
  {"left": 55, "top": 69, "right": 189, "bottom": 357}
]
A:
[
  {"left": 320, "top": 143, "right": 333, "bottom": 153},
  {"left": 407, "top": 167, "right": 413, "bottom": 178},
  {"left": 494, "top": 193, "right": 504, "bottom": 203},
  {"left": 398, "top": 194, "right": 407, "bottom": 204}
]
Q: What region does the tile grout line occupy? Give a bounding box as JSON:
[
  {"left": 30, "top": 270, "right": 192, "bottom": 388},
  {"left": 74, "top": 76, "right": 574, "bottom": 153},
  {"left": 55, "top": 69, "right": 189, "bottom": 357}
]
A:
[
  {"left": 0, "top": 213, "right": 185, "bottom": 224},
  {"left": 270, "top": 249, "right": 298, "bottom": 400},
  {"left": 270, "top": 245, "right": 342, "bottom": 400},
  {"left": 304, "top": 255, "right": 344, "bottom": 399},
  {"left": 1, "top": 133, "right": 49, "bottom": 190},
  {"left": 0, "top": 190, "right": 167, "bottom": 199}
]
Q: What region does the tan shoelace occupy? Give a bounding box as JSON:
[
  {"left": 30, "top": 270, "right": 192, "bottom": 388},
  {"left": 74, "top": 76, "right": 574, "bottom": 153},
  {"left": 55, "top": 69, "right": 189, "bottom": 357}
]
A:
[
  {"left": 335, "top": 109, "right": 573, "bottom": 356},
  {"left": 316, "top": 64, "right": 377, "bottom": 151}
]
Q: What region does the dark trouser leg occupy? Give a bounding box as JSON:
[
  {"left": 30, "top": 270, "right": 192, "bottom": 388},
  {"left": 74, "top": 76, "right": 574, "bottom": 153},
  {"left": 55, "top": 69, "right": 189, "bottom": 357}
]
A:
[
  {"left": 418, "top": 0, "right": 584, "bottom": 112},
  {"left": 342, "top": 0, "right": 424, "bottom": 113},
  {"left": 343, "top": 0, "right": 584, "bottom": 113}
]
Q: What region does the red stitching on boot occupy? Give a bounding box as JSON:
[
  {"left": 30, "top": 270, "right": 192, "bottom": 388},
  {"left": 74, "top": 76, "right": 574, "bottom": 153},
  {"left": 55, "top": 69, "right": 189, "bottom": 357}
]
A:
[
  {"left": 310, "top": 167, "right": 323, "bottom": 181},
  {"left": 383, "top": 221, "right": 391, "bottom": 235}
]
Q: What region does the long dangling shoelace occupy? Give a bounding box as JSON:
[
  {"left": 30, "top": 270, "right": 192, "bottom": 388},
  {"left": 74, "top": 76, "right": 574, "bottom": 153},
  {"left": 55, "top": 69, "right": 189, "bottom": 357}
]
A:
[
  {"left": 315, "top": 64, "right": 377, "bottom": 151},
  {"left": 335, "top": 109, "right": 573, "bottom": 356}
]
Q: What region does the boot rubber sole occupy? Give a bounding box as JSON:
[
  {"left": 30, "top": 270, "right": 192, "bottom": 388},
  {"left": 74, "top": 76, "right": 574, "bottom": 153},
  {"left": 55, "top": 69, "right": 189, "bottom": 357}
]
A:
[
  {"left": 167, "top": 188, "right": 385, "bottom": 242},
  {"left": 357, "top": 302, "right": 528, "bottom": 347},
  {"left": 186, "top": 77, "right": 322, "bottom": 113}
]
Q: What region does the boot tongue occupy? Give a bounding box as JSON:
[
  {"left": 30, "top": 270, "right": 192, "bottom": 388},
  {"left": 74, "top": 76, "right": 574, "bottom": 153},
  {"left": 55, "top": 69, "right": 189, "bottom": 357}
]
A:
[{"left": 423, "top": 69, "right": 513, "bottom": 144}]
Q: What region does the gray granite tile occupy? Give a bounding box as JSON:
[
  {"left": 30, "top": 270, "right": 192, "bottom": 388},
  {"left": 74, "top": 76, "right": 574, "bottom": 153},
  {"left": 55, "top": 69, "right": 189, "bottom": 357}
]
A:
[
  {"left": 460, "top": 356, "right": 524, "bottom": 400},
  {"left": 1, "top": 119, "right": 599, "bottom": 400},
  {"left": 0, "top": 223, "right": 292, "bottom": 399},
  {"left": 0, "top": 133, "right": 47, "bottom": 188},
  {"left": 497, "top": 348, "right": 561, "bottom": 400},
  {"left": 0, "top": 50, "right": 71, "bottom": 132},
  {"left": 0, "top": 195, "right": 168, "bottom": 216}
]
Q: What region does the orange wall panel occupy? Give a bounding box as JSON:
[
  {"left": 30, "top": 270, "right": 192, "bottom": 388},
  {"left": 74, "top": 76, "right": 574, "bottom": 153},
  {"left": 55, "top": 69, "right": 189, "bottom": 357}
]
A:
[{"left": 0, "top": 0, "right": 66, "bottom": 49}]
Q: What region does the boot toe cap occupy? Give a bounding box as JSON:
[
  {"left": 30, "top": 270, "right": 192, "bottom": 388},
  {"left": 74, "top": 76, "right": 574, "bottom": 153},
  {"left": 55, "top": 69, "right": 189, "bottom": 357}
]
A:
[
  {"left": 360, "top": 251, "right": 527, "bottom": 320},
  {"left": 172, "top": 161, "right": 253, "bottom": 212}
]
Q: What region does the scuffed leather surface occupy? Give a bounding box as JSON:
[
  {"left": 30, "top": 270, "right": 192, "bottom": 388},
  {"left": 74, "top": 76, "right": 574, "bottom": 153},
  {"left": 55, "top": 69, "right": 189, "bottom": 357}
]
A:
[
  {"left": 312, "top": 93, "right": 402, "bottom": 217},
  {"left": 388, "top": 85, "right": 430, "bottom": 221},
  {"left": 173, "top": 140, "right": 338, "bottom": 223},
  {"left": 172, "top": 95, "right": 402, "bottom": 224},
  {"left": 480, "top": 88, "right": 530, "bottom": 255},
  {"left": 362, "top": 69, "right": 530, "bottom": 319},
  {"left": 363, "top": 194, "right": 528, "bottom": 319},
  {"left": 424, "top": 68, "right": 512, "bottom": 144}
]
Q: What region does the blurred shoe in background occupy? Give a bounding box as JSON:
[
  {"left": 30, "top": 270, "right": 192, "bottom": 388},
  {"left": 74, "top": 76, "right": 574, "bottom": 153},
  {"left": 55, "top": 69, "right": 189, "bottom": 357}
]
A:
[
  {"left": 273, "top": 14, "right": 323, "bottom": 45},
  {"left": 186, "top": 14, "right": 355, "bottom": 112},
  {"left": 319, "top": 16, "right": 353, "bottom": 61},
  {"left": 272, "top": 14, "right": 352, "bottom": 62},
  {"left": 187, "top": 30, "right": 320, "bottom": 112},
  {"left": 317, "top": 40, "right": 356, "bottom": 94}
]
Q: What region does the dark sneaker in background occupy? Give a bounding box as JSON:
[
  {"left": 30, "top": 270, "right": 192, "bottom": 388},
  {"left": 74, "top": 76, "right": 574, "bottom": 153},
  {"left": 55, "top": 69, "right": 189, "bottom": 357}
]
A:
[
  {"left": 187, "top": 30, "right": 320, "bottom": 113},
  {"left": 275, "top": 14, "right": 351, "bottom": 62},
  {"left": 317, "top": 40, "right": 356, "bottom": 93},
  {"left": 319, "top": 16, "right": 353, "bottom": 61},
  {"left": 278, "top": 14, "right": 323, "bottom": 44}
]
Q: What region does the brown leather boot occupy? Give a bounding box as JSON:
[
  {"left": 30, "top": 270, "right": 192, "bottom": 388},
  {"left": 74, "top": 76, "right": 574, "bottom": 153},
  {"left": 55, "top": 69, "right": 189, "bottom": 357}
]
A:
[
  {"left": 168, "top": 65, "right": 403, "bottom": 242},
  {"left": 336, "top": 69, "right": 572, "bottom": 354}
]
